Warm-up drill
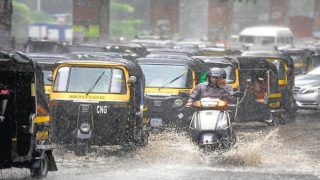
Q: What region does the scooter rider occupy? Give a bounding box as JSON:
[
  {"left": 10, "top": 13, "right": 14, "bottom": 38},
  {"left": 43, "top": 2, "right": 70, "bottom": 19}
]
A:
[{"left": 185, "top": 68, "right": 233, "bottom": 107}]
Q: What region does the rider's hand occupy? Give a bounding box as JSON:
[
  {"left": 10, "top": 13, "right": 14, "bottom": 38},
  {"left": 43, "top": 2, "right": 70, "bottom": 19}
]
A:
[
  {"left": 185, "top": 102, "right": 192, "bottom": 107},
  {"left": 256, "top": 99, "right": 265, "bottom": 103}
]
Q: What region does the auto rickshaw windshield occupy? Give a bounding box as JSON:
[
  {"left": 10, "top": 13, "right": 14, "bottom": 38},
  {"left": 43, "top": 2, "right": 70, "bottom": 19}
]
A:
[
  {"left": 140, "top": 64, "right": 193, "bottom": 88},
  {"left": 53, "top": 66, "right": 127, "bottom": 93}
]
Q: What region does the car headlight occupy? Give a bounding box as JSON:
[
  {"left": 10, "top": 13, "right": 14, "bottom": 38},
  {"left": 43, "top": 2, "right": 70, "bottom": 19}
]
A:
[
  {"left": 301, "top": 87, "right": 320, "bottom": 94},
  {"left": 80, "top": 123, "right": 91, "bottom": 133},
  {"left": 216, "top": 116, "right": 229, "bottom": 130},
  {"left": 174, "top": 99, "right": 183, "bottom": 107}
]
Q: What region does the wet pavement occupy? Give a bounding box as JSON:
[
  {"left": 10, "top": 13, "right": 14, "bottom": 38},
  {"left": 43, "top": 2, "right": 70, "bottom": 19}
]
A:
[{"left": 1, "top": 110, "right": 320, "bottom": 180}]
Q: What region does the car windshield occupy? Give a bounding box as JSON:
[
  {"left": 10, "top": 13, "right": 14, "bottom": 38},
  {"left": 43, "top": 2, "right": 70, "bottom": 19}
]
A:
[
  {"left": 53, "top": 66, "right": 126, "bottom": 94},
  {"left": 140, "top": 64, "right": 193, "bottom": 88},
  {"left": 206, "top": 63, "right": 236, "bottom": 83},
  {"left": 239, "top": 36, "right": 275, "bottom": 45}
]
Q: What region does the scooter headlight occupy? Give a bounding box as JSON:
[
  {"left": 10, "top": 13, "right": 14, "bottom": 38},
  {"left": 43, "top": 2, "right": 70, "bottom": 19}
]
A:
[
  {"left": 174, "top": 99, "right": 183, "bottom": 107},
  {"left": 80, "top": 123, "right": 91, "bottom": 133}
]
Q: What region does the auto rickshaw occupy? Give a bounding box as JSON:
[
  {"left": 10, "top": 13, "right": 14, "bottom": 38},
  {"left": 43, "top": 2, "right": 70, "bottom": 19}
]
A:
[
  {"left": 281, "top": 48, "right": 320, "bottom": 75},
  {"left": 0, "top": 51, "right": 57, "bottom": 178},
  {"left": 24, "top": 39, "right": 67, "bottom": 54},
  {"left": 242, "top": 51, "right": 297, "bottom": 120},
  {"left": 198, "top": 47, "right": 242, "bottom": 57},
  {"left": 26, "top": 53, "right": 69, "bottom": 96},
  {"left": 49, "top": 59, "right": 148, "bottom": 155},
  {"left": 195, "top": 56, "right": 283, "bottom": 124},
  {"left": 136, "top": 57, "right": 207, "bottom": 129}
]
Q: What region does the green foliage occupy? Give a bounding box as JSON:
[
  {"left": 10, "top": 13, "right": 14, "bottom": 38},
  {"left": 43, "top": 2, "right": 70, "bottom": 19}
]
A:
[
  {"left": 12, "top": 1, "right": 54, "bottom": 41},
  {"left": 110, "top": 19, "right": 143, "bottom": 38},
  {"left": 111, "top": 1, "right": 134, "bottom": 13},
  {"left": 110, "top": 1, "right": 143, "bottom": 38}
]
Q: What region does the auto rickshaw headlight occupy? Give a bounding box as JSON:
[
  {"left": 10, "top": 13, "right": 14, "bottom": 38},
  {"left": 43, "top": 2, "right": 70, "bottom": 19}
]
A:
[
  {"left": 80, "top": 123, "right": 91, "bottom": 133},
  {"left": 174, "top": 99, "right": 183, "bottom": 107}
]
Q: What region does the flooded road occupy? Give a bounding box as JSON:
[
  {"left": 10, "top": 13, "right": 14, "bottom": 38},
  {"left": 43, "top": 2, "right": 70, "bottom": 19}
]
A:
[{"left": 1, "top": 110, "right": 319, "bottom": 180}]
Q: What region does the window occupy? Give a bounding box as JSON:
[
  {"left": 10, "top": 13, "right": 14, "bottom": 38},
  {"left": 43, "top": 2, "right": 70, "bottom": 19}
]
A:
[
  {"left": 53, "top": 66, "right": 126, "bottom": 94},
  {"left": 140, "top": 64, "right": 193, "bottom": 88}
]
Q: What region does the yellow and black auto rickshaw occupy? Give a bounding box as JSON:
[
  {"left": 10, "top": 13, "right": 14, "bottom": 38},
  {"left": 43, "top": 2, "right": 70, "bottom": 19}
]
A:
[
  {"left": 26, "top": 53, "right": 69, "bottom": 96},
  {"left": 281, "top": 48, "right": 320, "bottom": 75},
  {"left": 196, "top": 56, "right": 283, "bottom": 124},
  {"left": 0, "top": 51, "right": 57, "bottom": 178},
  {"left": 198, "top": 47, "right": 242, "bottom": 57},
  {"left": 243, "top": 52, "right": 297, "bottom": 120},
  {"left": 136, "top": 57, "right": 206, "bottom": 129},
  {"left": 241, "top": 51, "right": 297, "bottom": 121},
  {"left": 49, "top": 59, "right": 148, "bottom": 155}
]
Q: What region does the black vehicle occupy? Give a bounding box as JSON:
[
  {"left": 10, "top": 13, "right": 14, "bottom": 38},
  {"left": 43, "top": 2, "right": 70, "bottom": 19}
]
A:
[
  {"left": 24, "top": 39, "right": 67, "bottom": 54},
  {"left": 49, "top": 58, "right": 148, "bottom": 155},
  {"left": 137, "top": 57, "right": 207, "bottom": 129},
  {"left": 281, "top": 48, "right": 320, "bottom": 75},
  {"left": 242, "top": 52, "right": 297, "bottom": 120},
  {"left": 62, "top": 44, "right": 140, "bottom": 60},
  {"left": 235, "top": 56, "right": 284, "bottom": 124},
  {"left": 26, "top": 53, "right": 69, "bottom": 96},
  {"left": 0, "top": 51, "right": 57, "bottom": 178},
  {"left": 196, "top": 56, "right": 284, "bottom": 124}
]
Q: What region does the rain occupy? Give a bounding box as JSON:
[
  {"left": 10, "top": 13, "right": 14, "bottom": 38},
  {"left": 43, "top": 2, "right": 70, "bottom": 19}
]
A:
[{"left": 0, "top": 0, "right": 320, "bottom": 179}]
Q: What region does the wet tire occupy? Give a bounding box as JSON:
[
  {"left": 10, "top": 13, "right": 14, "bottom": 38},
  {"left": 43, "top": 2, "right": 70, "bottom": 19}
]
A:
[
  {"left": 30, "top": 152, "right": 49, "bottom": 178},
  {"left": 134, "top": 130, "right": 149, "bottom": 148},
  {"left": 75, "top": 141, "right": 90, "bottom": 156}
]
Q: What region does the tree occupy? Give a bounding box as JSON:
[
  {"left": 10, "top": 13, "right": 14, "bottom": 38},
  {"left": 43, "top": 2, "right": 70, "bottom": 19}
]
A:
[
  {"left": 109, "top": 1, "right": 143, "bottom": 39},
  {"left": 12, "top": 1, "right": 53, "bottom": 42}
]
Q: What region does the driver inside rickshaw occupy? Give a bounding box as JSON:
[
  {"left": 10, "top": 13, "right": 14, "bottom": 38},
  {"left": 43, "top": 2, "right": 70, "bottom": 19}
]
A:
[
  {"left": 185, "top": 68, "right": 234, "bottom": 106},
  {"left": 253, "top": 77, "right": 268, "bottom": 104}
]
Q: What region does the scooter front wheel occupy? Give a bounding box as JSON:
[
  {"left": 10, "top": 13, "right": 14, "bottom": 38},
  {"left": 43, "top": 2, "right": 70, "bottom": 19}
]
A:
[{"left": 75, "top": 140, "right": 90, "bottom": 156}]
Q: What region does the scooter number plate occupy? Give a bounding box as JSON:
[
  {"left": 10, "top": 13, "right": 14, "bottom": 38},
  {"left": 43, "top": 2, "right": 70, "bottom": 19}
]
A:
[{"left": 202, "top": 134, "right": 214, "bottom": 144}]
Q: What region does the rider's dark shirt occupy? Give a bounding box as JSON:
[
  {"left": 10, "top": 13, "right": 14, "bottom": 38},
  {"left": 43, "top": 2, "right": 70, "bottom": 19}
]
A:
[{"left": 188, "top": 82, "right": 233, "bottom": 102}]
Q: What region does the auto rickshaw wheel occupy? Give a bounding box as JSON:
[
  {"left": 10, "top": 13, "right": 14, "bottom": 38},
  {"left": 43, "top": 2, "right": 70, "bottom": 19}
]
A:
[
  {"left": 30, "top": 152, "right": 49, "bottom": 178},
  {"left": 134, "top": 129, "right": 149, "bottom": 147}
]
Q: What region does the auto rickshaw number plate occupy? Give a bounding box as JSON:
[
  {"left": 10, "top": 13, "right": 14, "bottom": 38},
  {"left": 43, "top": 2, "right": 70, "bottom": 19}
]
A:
[
  {"left": 150, "top": 118, "right": 163, "bottom": 127},
  {"left": 154, "top": 100, "right": 162, "bottom": 107}
]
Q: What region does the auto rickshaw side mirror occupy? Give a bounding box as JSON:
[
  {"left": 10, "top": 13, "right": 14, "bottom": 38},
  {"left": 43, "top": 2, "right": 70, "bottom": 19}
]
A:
[
  {"left": 129, "top": 76, "right": 137, "bottom": 84},
  {"left": 47, "top": 74, "right": 53, "bottom": 82},
  {"left": 232, "top": 91, "right": 244, "bottom": 98}
]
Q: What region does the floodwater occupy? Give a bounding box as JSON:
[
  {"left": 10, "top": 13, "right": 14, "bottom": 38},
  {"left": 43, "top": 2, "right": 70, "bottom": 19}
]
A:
[{"left": 1, "top": 110, "right": 319, "bottom": 179}]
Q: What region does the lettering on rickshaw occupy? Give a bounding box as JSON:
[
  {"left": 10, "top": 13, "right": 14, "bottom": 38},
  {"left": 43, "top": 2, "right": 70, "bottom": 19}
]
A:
[{"left": 97, "top": 105, "right": 108, "bottom": 114}]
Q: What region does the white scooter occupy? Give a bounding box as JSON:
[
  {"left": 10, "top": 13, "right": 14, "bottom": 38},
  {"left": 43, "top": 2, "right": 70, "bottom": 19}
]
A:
[{"left": 189, "top": 97, "right": 237, "bottom": 151}]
